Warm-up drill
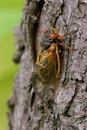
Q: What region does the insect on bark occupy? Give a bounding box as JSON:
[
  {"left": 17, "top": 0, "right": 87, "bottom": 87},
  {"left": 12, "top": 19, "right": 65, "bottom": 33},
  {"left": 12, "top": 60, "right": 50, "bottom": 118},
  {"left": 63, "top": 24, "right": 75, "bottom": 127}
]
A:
[{"left": 34, "top": 27, "right": 74, "bottom": 88}]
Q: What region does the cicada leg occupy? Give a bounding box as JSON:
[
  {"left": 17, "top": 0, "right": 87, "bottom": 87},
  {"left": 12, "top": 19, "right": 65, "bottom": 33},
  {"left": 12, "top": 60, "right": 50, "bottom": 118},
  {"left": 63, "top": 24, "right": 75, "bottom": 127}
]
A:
[
  {"left": 50, "top": 27, "right": 58, "bottom": 35},
  {"left": 55, "top": 44, "right": 60, "bottom": 77},
  {"left": 58, "top": 32, "right": 71, "bottom": 41},
  {"left": 58, "top": 42, "right": 75, "bottom": 50},
  {"left": 36, "top": 48, "right": 42, "bottom": 63}
]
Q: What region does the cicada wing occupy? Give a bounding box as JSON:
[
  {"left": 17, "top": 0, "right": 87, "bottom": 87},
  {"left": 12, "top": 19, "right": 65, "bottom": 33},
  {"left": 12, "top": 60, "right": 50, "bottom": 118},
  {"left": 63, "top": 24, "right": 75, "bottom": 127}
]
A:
[
  {"left": 33, "top": 44, "right": 60, "bottom": 95},
  {"left": 35, "top": 52, "right": 57, "bottom": 84}
]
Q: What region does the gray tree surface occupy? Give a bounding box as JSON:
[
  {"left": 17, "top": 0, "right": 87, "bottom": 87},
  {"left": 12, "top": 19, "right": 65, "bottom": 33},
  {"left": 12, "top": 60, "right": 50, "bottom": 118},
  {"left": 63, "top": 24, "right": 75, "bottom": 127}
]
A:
[{"left": 7, "top": 0, "right": 87, "bottom": 130}]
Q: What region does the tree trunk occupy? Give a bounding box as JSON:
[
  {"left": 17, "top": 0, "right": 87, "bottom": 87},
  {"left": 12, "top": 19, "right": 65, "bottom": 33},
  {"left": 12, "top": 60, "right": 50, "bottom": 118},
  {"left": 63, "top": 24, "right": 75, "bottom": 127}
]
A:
[{"left": 7, "top": 0, "right": 87, "bottom": 130}]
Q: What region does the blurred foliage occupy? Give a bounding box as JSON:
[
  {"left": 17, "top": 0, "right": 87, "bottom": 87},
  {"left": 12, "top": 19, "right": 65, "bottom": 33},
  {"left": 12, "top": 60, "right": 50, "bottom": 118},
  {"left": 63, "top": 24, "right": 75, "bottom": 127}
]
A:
[
  {"left": 0, "top": 0, "right": 24, "bottom": 130},
  {"left": 0, "top": 1, "right": 24, "bottom": 9}
]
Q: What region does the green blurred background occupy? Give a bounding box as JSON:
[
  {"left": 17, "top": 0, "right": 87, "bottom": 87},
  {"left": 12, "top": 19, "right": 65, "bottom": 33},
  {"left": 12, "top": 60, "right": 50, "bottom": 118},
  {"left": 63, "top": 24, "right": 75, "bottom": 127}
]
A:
[{"left": 0, "top": 1, "right": 24, "bottom": 130}]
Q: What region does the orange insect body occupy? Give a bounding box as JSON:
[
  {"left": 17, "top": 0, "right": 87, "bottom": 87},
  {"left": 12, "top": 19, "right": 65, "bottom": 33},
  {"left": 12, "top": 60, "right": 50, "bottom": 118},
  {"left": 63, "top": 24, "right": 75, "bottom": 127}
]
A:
[
  {"left": 34, "top": 27, "right": 73, "bottom": 86},
  {"left": 50, "top": 33, "right": 57, "bottom": 39}
]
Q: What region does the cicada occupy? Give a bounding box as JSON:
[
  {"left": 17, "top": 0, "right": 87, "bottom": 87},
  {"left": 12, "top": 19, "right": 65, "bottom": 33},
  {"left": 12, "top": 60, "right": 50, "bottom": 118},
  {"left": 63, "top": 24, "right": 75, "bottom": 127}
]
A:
[{"left": 34, "top": 27, "right": 74, "bottom": 86}]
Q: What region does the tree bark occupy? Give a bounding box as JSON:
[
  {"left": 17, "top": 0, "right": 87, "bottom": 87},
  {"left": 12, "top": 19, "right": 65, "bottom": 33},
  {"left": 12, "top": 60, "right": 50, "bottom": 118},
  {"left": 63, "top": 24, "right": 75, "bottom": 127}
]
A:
[{"left": 7, "top": 0, "right": 87, "bottom": 130}]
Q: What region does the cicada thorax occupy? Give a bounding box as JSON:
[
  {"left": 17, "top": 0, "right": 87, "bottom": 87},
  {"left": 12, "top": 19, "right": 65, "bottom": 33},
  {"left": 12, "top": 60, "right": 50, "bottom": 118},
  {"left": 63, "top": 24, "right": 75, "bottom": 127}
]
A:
[{"left": 34, "top": 36, "right": 60, "bottom": 85}]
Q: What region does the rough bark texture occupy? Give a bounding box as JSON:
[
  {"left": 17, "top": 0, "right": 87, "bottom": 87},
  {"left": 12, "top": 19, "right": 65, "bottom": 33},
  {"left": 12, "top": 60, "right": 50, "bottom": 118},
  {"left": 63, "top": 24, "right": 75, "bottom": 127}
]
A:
[{"left": 7, "top": 0, "right": 87, "bottom": 130}]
